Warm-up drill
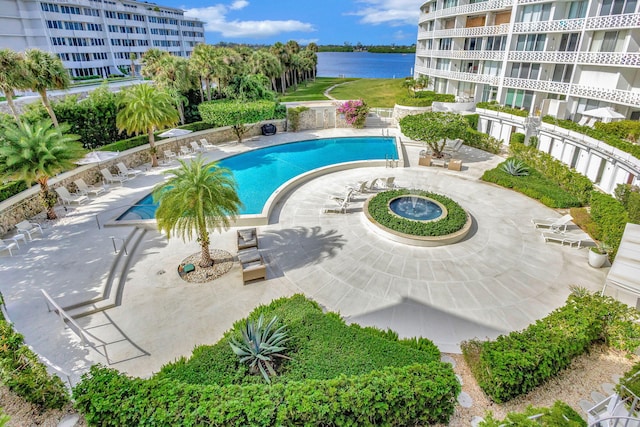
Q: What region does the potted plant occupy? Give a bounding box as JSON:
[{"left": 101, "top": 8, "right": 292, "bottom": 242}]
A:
[{"left": 588, "top": 242, "right": 610, "bottom": 268}]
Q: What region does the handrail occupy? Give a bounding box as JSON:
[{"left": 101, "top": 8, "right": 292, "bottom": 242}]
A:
[{"left": 589, "top": 415, "right": 640, "bottom": 427}]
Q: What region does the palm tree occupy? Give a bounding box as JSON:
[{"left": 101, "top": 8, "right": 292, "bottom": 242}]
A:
[
  {"left": 154, "top": 56, "right": 196, "bottom": 125},
  {"left": 23, "top": 49, "right": 70, "bottom": 127},
  {"left": 249, "top": 50, "right": 282, "bottom": 92},
  {"left": 140, "top": 48, "right": 168, "bottom": 79},
  {"left": 191, "top": 44, "right": 217, "bottom": 101},
  {"left": 152, "top": 155, "right": 242, "bottom": 268},
  {"left": 116, "top": 84, "right": 178, "bottom": 167},
  {"left": 0, "top": 49, "right": 29, "bottom": 122},
  {"left": 0, "top": 119, "right": 84, "bottom": 220},
  {"left": 270, "top": 42, "right": 289, "bottom": 94}
]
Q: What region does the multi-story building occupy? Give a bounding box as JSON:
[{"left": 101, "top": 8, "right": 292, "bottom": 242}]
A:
[
  {"left": 415, "top": 0, "right": 640, "bottom": 121},
  {"left": 0, "top": 0, "right": 205, "bottom": 78}
]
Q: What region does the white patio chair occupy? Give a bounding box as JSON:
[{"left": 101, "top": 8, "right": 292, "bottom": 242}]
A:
[
  {"left": 116, "top": 162, "right": 142, "bottom": 179},
  {"left": 16, "top": 220, "right": 43, "bottom": 240},
  {"left": 0, "top": 239, "right": 18, "bottom": 256},
  {"left": 330, "top": 187, "right": 354, "bottom": 204},
  {"left": 199, "top": 139, "right": 215, "bottom": 150},
  {"left": 74, "top": 178, "right": 106, "bottom": 196},
  {"left": 190, "top": 141, "right": 204, "bottom": 153},
  {"left": 531, "top": 214, "right": 573, "bottom": 232},
  {"left": 164, "top": 150, "right": 177, "bottom": 163},
  {"left": 179, "top": 146, "right": 192, "bottom": 157},
  {"left": 101, "top": 168, "right": 127, "bottom": 185},
  {"left": 323, "top": 197, "right": 350, "bottom": 214},
  {"left": 55, "top": 187, "right": 89, "bottom": 205}
]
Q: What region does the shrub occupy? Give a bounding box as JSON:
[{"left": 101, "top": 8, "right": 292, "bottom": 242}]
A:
[
  {"left": 0, "top": 310, "right": 69, "bottom": 409},
  {"left": 464, "top": 128, "right": 502, "bottom": 154},
  {"left": 482, "top": 162, "right": 582, "bottom": 208},
  {"left": 396, "top": 91, "right": 455, "bottom": 107},
  {"left": 337, "top": 99, "right": 370, "bottom": 128},
  {"left": 510, "top": 132, "right": 525, "bottom": 145},
  {"left": 199, "top": 99, "right": 278, "bottom": 143},
  {"left": 594, "top": 120, "right": 640, "bottom": 143},
  {"left": 0, "top": 180, "right": 28, "bottom": 202},
  {"left": 74, "top": 363, "right": 460, "bottom": 426},
  {"left": 480, "top": 401, "right": 586, "bottom": 426},
  {"left": 502, "top": 158, "right": 529, "bottom": 176},
  {"left": 462, "top": 291, "right": 640, "bottom": 403},
  {"left": 615, "top": 184, "right": 640, "bottom": 224},
  {"left": 98, "top": 134, "right": 149, "bottom": 152},
  {"left": 569, "top": 207, "right": 601, "bottom": 238},
  {"left": 367, "top": 189, "right": 468, "bottom": 236},
  {"left": 590, "top": 191, "right": 629, "bottom": 259},
  {"left": 477, "top": 101, "right": 529, "bottom": 117},
  {"left": 465, "top": 113, "right": 479, "bottom": 130},
  {"left": 286, "top": 106, "right": 309, "bottom": 131}
]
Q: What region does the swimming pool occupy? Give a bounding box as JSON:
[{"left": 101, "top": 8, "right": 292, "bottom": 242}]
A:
[{"left": 116, "top": 136, "right": 398, "bottom": 221}]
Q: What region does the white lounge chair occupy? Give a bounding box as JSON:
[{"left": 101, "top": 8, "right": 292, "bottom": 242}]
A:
[
  {"left": 369, "top": 178, "right": 383, "bottom": 190},
  {"left": 74, "top": 178, "right": 105, "bottom": 196},
  {"left": 199, "top": 138, "right": 214, "bottom": 150},
  {"left": 190, "top": 141, "right": 204, "bottom": 153},
  {"left": 55, "top": 187, "right": 89, "bottom": 205},
  {"left": 541, "top": 231, "right": 588, "bottom": 248},
  {"left": 531, "top": 214, "right": 573, "bottom": 232},
  {"left": 101, "top": 168, "right": 127, "bottom": 185},
  {"left": 351, "top": 181, "right": 371, "bottom": 195},
  {"left": 16, "top": 220, "right": 43, "bottom": 240},
  {"left": 577, "top": 116, "right": 589, "bottom": 126},
  {"left": 323, "top": 197, "right": 349, "bottom": 214},
  {"left": 331, "top": 187, "right": 354, "bottom": 204},
  {"left": 380, "top": 177, "right": 399, "bottom": 189},
  {"left": 179, "top": 146, "right": 192, "bottom": 157},
  {"left": 163, "top": 150, "right": 177, "bottom": 163},
  {"left": 0, "top": 239, "right": 18, "bottom": 256},
  {"left": 117, "top": 162, "right": 142, "bottom": 179}
]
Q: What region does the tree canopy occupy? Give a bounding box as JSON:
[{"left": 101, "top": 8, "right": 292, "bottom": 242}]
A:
[
  {"left": 400, "top": 112, "right": 469, "bottom": 157},
  {"left": 198, "top": 99, "right": 277, "bottom": 143}
]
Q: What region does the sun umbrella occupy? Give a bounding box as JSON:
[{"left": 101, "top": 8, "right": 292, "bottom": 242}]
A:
[
  {"left": 159, "top": 128, "right": 193, "bottom": 138},
  {"left": 581, "top": 107, "right": 626, "bottom": 123},
  {"left": 76, "top": 151, "right": 119, "bottom": 165}
]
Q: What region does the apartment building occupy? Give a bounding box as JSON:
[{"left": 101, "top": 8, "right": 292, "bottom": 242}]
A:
[
  {"left": 0, "top": 0, "right": 205, "bottom": 78},
  {"left": 415, "top": 0, "right": 640, "bottom": 121}
]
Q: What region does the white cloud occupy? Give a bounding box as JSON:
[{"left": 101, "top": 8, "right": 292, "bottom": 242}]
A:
[
  {"left": 184, "top": 2, "right": 315, "bottom": 39},
  {"left": 392, "top": 30, "right": 409, "bottom": 40},
  {"left": 348, "top": 0, "right": 423, "bottom": 26},
  {"left": 296, "top": 38, "right": 320, "bottom": 45}
]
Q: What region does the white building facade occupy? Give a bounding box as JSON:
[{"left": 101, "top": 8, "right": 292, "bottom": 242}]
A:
[
  {"left": 415, "top": 0, "right": 640, "bottom": 121},
  {"left": 0, "top": 0, "right": 205, "bottom": 78}
]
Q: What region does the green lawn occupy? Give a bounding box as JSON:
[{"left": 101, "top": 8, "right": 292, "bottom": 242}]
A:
[
  {"left": 328, "top": 78, "right": 407, "bottom": 108},
  {"left": 279, "top": 77, "right": 358, "bottom": 102}
]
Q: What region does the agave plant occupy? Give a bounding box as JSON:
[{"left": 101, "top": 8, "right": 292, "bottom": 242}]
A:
[
  {"left": 502, "top": 158, "right": 530, "bottom": 176},
  {"left": 229, "top": 315, "right": 290, "bottom": 383}
]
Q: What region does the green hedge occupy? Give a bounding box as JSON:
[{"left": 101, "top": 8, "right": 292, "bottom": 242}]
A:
[
  {"left": 543, "top": 116, "right": 640, "bottom": 160},
  {"left": 74, "top": 362, "right": 459, "bottom": 426},
  {"left": 590, "top": 191, "right": 629, "bottom": 259},
  {"left": 510, "top": 132, "right": 525, "bottom": 144},
  {"left": 480, "top": 401, "right": 586, "bottom": 426},
  {"left": 509, "top": 143, "right": 593, "bottom": 205},
  {"left": 0, "top": 304, "right": 69, "bottom": 409},
  {"left": 462, "top": 291, "right": 640, "bottom": 403},
  {"left": 477, "top": 101, "right": 529, "bottom": 117},
  {"left": 464, "top": 128, "right": 502, "bottom": 154},
  {"left": 98, "top": 134, "right": 149, "bottom": 152},
  {"left": 367, "top": 190, "right": 468, "bottom": 236},
  {"left": 396, "top": 91, "right": 455, "bottom": 107},
  {"left": 482, "top": 162, "right": 582, "bottom": 208},
  {"left": 0, "top": 180, "right": 28, "bottom": 203}
]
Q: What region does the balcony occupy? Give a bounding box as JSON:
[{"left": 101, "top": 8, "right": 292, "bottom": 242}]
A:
[
  {"left": 421, "top": 49, "right": 506, "bottom": 60},
  {"left": 420, "top": 0, "right": 514, "bottom": 19},
  {"left": 417, "top": 30, "right": 434, "bottom": 39},
  {"left": 502, "top": 77, "right": 570, "bottom": 94},
  {"left": 415, "top": 66, "right": 501, "bottom": 85},
  {"left": 432, "top": 23, "right": 510, "bottom": 38},
  {"left": 570, "top": 85, "right": 640, "bottom": 107},
  {"left": 507, "top": 51, "right": 577, "bottom": 63},
  {"left": 577, "top": 52, "right": 640, "bottom": 67},
  {"left": 585, "top": 13, "right": 640, "bottom": 30},
  {"left": 512, "top": 17, "right": 585, "bottom": 33}
]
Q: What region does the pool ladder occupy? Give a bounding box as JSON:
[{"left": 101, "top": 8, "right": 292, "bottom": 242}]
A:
[{"left": 386, "top": 154, "right": 399, "bottom": 168}]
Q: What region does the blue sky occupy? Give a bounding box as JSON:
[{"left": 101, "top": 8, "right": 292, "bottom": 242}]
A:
[{"left": 180, "top": 0, "right": 423, "bottom": 46}]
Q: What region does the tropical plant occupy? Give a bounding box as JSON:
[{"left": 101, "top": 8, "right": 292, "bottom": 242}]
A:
[
  {"left": 400, "top": 111, "right": 469, "bottom": 158},
  {"left": 116, "top": 84, "right": 178, "bottom": 167},
  {"left": 287, "top": 106, "right": 309, "bottom": 131},
  {"left": 229, "top": 314, "right": 290, "bottom": 383},
  {"left": 0, "top": 120, "right": 84, "bottom": 219},
  {"left": 225, "top": 74, "right": 274, "bottom": 101},
  {"left": 23, "top": 49, "right": 70, "bottom": 127},
  {"left": 249, "top": 49, "right": 283, "bottom": 92},
  {"left": 152, "top": 156, "right": 241, "bottom": 267},
  {"left": 140, "top": 48, "right": 168, "bottom": 79},
  {"left": 0, "top": 49, "right": 29, "bottom": 122},
  {"left": 336, "top": 99, "right": 370, "bottom": 128},
  {"left": 190, "top": 44, "right": 217, "bottom": 101},
  {"left": 198, "top": 99, "right": 277, "bottom": 143},
  {"left": 154, "top": 55, "right": 196, "bottom": 125},
  {"left": 501, "top": 158, "right": 529, "bottom": 176}
]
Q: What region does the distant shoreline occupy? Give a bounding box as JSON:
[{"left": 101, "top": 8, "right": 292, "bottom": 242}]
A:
[{"left": 317, "top": 46, "right": 415, "bottom": 54}]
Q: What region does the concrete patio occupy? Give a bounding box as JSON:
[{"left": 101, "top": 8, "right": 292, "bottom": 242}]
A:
[{"left": 0, "top": 127, "right": 608, "bottom": 385}]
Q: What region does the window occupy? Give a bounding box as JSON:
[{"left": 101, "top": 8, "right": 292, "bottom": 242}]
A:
[
  {"left": 87, "top": 23, "right": 103, "bottom": 31},
  {"left": 108, "top": 25, "right": 118, "bottom": 32},
  {"left": 435, "top": 58, "right": 450, "bottom": 70},
  {"left": 515, "top": 34, "right": 546, "bottom": 51},
  {"left": 601, "top": 31, "right": 618, "bottom": 51},
  {"left": 600, "top": 0, "right": 637, "bottom": 15},
  {"left": 439, "top": 38, "right": 452, "bottom": 50},
  {"left": 519, "top": 4, "right": 551, "bottom": 22},
  {"left": 50, "top": 37, "right": 66, "bottom": 46},
  {"left": 485, "top": 36, "right": 506, "bottom": 51},
  {"left": 133, "top": 14, "right": 145, "bottom": 22},
  {"left": 84, "top": 8, "right": 100, "bottom": 16},
  {"left": 505, "top": 89, "right": 534, "bottom": 110},
  {"left": 568, "top": 0, "right": 587, "bottom": 18},
  {"left": 40, "top": 3, "right": 60, "bottom": 12},
  {"left": 64, "top": 21, "right": 84, "bottom": 30},
  {"left": 483, "top": 61, "right": 501, "bottom": 76},
  {"left": 551, "top": 64, "right": 573, "bottom": 82},
  {"left": 58, "top": 53, "right": 70, "bottom": 61},
  {"left": 559, "top": 33, "right": 580, "bottom": 51},
  {"left": 46, "top": 20, "right": 63, "bottom": 29},
  {"left": 510, "top": 63, "right": 540, "bottom": 79},
  {"left": 464, "top": 37, "right": 482, "bottom": 50},
  {"left": 60, "top": 5, "right": 81, "bottom": 14}
]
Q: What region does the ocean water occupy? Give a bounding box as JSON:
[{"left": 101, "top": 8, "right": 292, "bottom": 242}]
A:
[
  {"left": 117, "top": 137, "right": 398, "bottom": 219},
  {"left": 317, "top": 52, "right": 416, "bottom": 79}
]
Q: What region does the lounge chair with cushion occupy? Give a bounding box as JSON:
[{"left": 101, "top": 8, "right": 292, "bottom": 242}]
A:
[
  {"left": 117, "top": 162, "right": 142, "bottom": 179},
  {"left": 101, "top": 168, "right": 127, "bottom": 185},
  {"left": 55, "top": 187, "right": 89, "bottom": 205},
  {"left": 531, "top": 214, "right": 573, "bottom": 232},
  {"left": 0, "top": 239, "right": 18, "bottom": 256},
  {"left": 237, "top": 228, "right": 258, "bottom": 250},
  {"left": 242, "top": 255, "right": 267, "bottom": 283},
  {"left": 74, "top": 178, "right": 106, "bottom": 196},
  {"left": 16, "top": 220, "right": 43, "bottom": 240},
  {"left": 199, "top": 139, "right": 215, "bottom": 150},
  {"left": 323, "top": 197, "right": 349, "bottom": 214}
]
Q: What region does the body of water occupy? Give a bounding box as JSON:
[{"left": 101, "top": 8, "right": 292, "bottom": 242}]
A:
[
  {"left": 117, "top": 137, "right": 398, "bottom": 220},
  {"left": 317, "top": 52, "right": 416, "bottom": 79}
]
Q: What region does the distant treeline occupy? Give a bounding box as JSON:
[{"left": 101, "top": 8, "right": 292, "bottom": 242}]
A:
[{"left": 317, "top": 44, "right": 416, "bottom": 53}]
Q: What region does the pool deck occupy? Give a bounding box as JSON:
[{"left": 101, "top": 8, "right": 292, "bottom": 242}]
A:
[{"left": 0, "top": 127, "right": 608, "bottom": 384}]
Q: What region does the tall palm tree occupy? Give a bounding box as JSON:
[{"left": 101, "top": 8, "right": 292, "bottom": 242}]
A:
[
  {"left": 116, "top": 84, "right": 178, "bottom": 167},
  {"left": 140, "top": 48, "right": 168, "bottom": 79},
  {"left": 0, "top": 119, "right": 84, "bottom": 220},
  {"left": 212, "top": 47, "right": 242, "bottom": 95},
  {"left": 249, "top": 50, "right": 282, "bottom": 92},
  {"left": 191, "top": 43, "right": 217, "bottom": 101},
  {"left": 154, "top": 56, "right": 196, "bottom": 125},
  {"left": 270, "top": 42, "right": 289, "bottom": 94},
  {"left": 23, "top": 49, "right": 70, "bottom": 127},
  {"left": 152, "top": 156, "right": 242, "bottom": 268},
  {"left": 0, "top": 49, "right": 29, "bottom": 122}
]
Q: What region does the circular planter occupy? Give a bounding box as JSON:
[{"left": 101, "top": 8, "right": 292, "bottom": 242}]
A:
[{"left": 588, "top": 249, "right": 608, "bottom": 268}]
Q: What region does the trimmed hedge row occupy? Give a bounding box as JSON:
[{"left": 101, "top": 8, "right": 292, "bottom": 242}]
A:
[
  {"left": 367, "top": 189, "right": 468, "bottom": 236},
  {"left": 590, "top": 191, "right": 629, "bottom": 259},
  {"left": 477, "top": 101, "right": 529, "bottom": 117},
  {"left": 480, "top": 401, "right": 586, "bottom": 426},
  {"left": 482, "top": 162, "right": 582, "bottom": 208},
  {"left": 462, "top": 291, "right": 640, "bottom": 403},
  {"left": 397, "top": 91, "right": 455, "bottom": 107},
  {"left": 0, "top": 180, "right": 28, "bottom": 203},
  {"left": 464, "top": 128, "right": 502, "bottom": 154},
  {"left": 74, "top": 362, "right": 460, "bottom": 426},
  {"left": 0, "top": 302, "right": 69, "bottom": 409},
  {"left": 510, "top": 142, "right": 593, "bottom": 205}
]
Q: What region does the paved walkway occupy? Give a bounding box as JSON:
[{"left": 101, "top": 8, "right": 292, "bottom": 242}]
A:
[{"left": 0, "top": 128, "right": 608, "bottom": 384}]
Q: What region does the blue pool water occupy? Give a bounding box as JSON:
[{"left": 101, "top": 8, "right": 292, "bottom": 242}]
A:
[{"left": 117, "top": 137, "right": 397, "bottom": 220}]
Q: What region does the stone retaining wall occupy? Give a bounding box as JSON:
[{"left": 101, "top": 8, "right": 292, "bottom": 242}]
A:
[{"left": 0, "top": 119, "right": 285, "bottom": 236}]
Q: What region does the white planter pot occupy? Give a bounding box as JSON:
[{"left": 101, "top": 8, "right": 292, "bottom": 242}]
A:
[{"left": 588, "top": 250, "right": 608, "bottom": 268}]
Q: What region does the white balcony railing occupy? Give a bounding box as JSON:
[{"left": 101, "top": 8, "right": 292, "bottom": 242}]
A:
[
  {"left": 422, "top": 0, "right": 514, "bottom": 19},
  {"left": 512, "top": 17, "right": 585, "bottom": 32},
  {"left": 586, "top": 13, "right": 640, "bottom": 30},
  {"left": 507, "top": 51, "right": 577, "bottom": 63},
  {"left": 432, "top": 23, "right": 510, "bottom": 38},
  {"left": 502, "top": 77, "right": 570, "bottom": 93},
  {"left": 416, "top": 66, "right": 501, "bottom": 85},
  {"left": 420, "top": 49, "right": 506, "bottom": 60},
  {"left": 570, "top": 85, "right": 640, "bottom": 107},
  {"left": 577, "top": 52, "right": 640, "bottom": 67}
]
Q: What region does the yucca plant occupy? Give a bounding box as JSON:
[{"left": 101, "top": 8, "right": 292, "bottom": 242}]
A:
[
  {"left": 229, "top": 315, "right": 290, "bottom": 383},
  {"left": 502, "top": 158, "right": 530, "bottom": 176}
]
